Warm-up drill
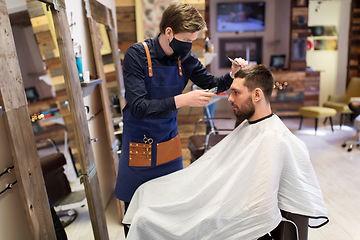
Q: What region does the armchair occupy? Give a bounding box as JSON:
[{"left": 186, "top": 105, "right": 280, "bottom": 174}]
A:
[
  {"left": 37, "top": 139, "right": 86, "bottom": 228},
  {"left": 258, "top": 210, "right": 309, "bottom": 240},
  {"left": 323, "top": 77, "right": 360, "bottom": 128}
]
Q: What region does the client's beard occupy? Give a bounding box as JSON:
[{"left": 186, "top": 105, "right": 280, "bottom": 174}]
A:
[{"left": 232, "top": 97, "right": 255, "bottom": 120}]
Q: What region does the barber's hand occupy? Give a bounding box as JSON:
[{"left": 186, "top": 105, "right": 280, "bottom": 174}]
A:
[
  {"left": 175, "top": 90, "right": 215, "bottom": 108},
  {"left": 230, "top": 57, "right": 248, "bottom": 78}
]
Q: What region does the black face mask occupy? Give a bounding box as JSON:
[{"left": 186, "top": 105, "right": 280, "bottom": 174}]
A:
[{"left": 169, "top": 37, "right": 192, "bottom": 56}]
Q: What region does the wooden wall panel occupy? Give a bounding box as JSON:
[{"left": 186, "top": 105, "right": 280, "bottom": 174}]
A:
[
  {"left": 270, "top": 70, "right": 320, "bottom": 117},
  {"left": 289, "top": 0, "right": 308, "bottom": 72},
  {"left": 27, "top": 1, "right": 45, "bottom": 18},
  {"left": 116, "top": 0, "right": 206, "bottom": 59},
  {"left": 116, "top": 0, "right": 135, "bottom": 7},
  {"left": 346, "top": 0, "right": 360, "bottom": 84},
  {"left": 30, "top": 16, "right": 50, "bottom": 33}
]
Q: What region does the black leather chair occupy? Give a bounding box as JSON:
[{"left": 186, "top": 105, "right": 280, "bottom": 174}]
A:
[
  {"left": 188, "top": 117, "right": 245, "bottom": 163},
  {"left": 38, "top": 139, "right": 86, "bottom": 228},
  {"left": 349, "top": 101, "right": 360, "bottom": 116},
  {"left": 258, "top": 210, "right": 309, "bottom": 240}
]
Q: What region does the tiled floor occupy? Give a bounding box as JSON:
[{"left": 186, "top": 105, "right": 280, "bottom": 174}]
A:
[{"left": 47, "top": 111, "right": 360, "bottom": 239}]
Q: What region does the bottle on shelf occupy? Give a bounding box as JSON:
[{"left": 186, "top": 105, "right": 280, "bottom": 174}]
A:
[{"left": 73, "top": 40, "right": 84, "bottom": 82}]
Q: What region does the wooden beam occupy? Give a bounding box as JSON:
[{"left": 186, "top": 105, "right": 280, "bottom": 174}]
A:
[
  {"left": 49, "top": 4, "right": 109, "bottom": 240},
  {"left": 116, "top": 0, "right": 135, "bottom": 7},
  {"left": 0, "top": 1, "right": 56, "bottom": 239},
  {"left": 27, "top": 1, "right": 45, "bottom": 18},
  {"left": 108, "top": 8, "right": 126, "bottom": 109},
  {"left": 37, "top": 0, "right": 65, "bottom": 9},
  {"left": 9, "top": 10, "right": 32, "bottom": 26},
  {"left": 88, "top": 12, "right": 119, "bottom": 188},
  {"left": 85, "top": 0, "right": 124, "bottom": 222},
  {"left": 85, "top": 0, "right": 108, "bottom": 26}
]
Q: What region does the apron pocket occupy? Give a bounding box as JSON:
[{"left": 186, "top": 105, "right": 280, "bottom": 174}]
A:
[
  {"left": 156, "top": 134, "right": 182, "bottom": 166},
  {"left": 129, "top": 142, "right": 152, "bottom": 167}
]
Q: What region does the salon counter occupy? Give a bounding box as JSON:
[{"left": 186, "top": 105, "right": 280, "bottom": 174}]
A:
[{"left": 270, "top": 70, "right": 320, "bottom": 117}]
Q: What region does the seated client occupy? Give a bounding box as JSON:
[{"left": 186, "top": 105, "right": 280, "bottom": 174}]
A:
[
  {"left": 349, "top": 101, "right": 360, "bottom": 116},
  {"left": 122, "top": 65, "right": 329, "bottom": 239}
]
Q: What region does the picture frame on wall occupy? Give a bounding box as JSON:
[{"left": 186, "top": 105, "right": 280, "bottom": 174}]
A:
[
  {"left": 218, "top": 38, "right": 262, "bottom": 69},
  {"left": 97, "top": 23, "right": 112, "bottom": 56},
  {"left": 135, "top": 0, "right": 178, "bottom": 42}
]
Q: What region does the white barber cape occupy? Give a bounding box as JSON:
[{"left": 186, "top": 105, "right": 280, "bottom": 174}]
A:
[{"left": 123, "top": 114, "right": 328, "bottom": 239}]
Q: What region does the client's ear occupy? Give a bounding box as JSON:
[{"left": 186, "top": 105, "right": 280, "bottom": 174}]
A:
[{"left": 253, "top": 88, "right": 263, "bottom": 102}]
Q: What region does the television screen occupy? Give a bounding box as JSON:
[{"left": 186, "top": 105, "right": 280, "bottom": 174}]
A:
[
  {"left": 25, "top": 87, "right": 39, "bottom": 102},
  {"left": 270, "top": 55, "right": 286, "bottom": 70},
  {"left": 217, "top": 2, "right": 265, "bottom": 33}
]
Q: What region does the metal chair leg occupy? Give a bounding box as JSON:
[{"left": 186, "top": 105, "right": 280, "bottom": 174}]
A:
[
  {"left": 329, "top": 117, "right": 334, "bottom": 132},
  {"left": 323, "top": 117, "right": 328, "bottom": 125},
  {"left": 315, "top": 118, "right": 318, "bottom": 135},
  {"left": 299, "top": 117, "right": 303, "bottom": 130},
  {"left": 340, "top": 114, "right": 344, "bottom": 129}
]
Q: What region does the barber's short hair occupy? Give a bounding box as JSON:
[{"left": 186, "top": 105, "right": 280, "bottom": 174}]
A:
[
  {"left": 235, "top": 65, "right": 274, "bottom": 102},
  {"left": 159, "top": 3, "right": 207, "bottom": 34}
]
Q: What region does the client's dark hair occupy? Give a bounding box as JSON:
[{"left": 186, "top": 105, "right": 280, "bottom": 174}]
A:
[{"left": 234, "top": 65, "right": 274, "bottom": 102}]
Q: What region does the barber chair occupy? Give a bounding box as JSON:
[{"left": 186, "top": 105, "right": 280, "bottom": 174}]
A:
[
  {"left": 188, "top": 117, "right": 244, "bottom": 163},
  {"left": 38, "top": 139, "right": 86, "bottom": 228},
  {"left": 258, "top": 210, "right": 309, "bottom": 240},
  {"left": 341, "top": 101, "right": 360, "bottom": 152},
  {"left": 341, "top": 115, "right": 360, "bottom": 152},
  {"left": 323, "top": 77, "right": 360, "bottom": 128}
]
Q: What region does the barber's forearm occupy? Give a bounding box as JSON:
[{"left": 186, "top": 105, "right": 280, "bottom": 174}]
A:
[
  {"left": 174, "top": 94, "right": 188, "bottom": 109},
  {"left": 216, "top": 72, "right": 234, "bottom": 92},
  {"left": 129, "top": 97, "right": 176, "bottom": 119}
]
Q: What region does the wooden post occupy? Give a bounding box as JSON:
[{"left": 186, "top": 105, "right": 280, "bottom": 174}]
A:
[
  {"left": 87, "top": 14, "right": 118, "bottom": 177},
  {"left": 40, "top": 0, "right": 110, "bottom": 239},
  {"left": 107, "top": 8, "right": 126, "bottom": 110},
  {"left": 0, "top": 0, "right": 56, "bottom": 239},
  {"left": 84, "top": 0, "right": 126, "bottom": 222}
]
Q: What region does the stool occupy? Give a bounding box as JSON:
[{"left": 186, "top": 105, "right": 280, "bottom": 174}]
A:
[
  {"left": 342, "top": 115, "right": 360, "bottom": 151},
  {"left": 299, "top": 106, "right": 337, "bottom": 135}
]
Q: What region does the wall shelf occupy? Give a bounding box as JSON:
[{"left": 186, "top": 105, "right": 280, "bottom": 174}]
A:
[
  {"left": 205, "top": 53, "right": 217, "bottom": 66},
  {"left": 81, "top": 79, "right": 102, "bottom": 98}
]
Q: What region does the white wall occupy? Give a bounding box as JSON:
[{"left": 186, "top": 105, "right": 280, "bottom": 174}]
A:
[
  {"left": 65, "top": 0, "right": 116, "bottom": 81},
  {"left": 5, "top": 0, "right": 26, "bottom": 14},
  {"left": 307, "top": 0, "right": 351, "bottom": 106}
]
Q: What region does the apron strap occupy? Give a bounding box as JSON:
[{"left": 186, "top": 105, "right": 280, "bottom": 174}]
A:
[
  {"left": 177, "top": 57, "right": 183, "bottom": 76},
  {"left": 142, "top": 42, "right": 153, "bottom": 77},
  {"left": 142, "top": 41, "right": 183, "bottom": 77}
]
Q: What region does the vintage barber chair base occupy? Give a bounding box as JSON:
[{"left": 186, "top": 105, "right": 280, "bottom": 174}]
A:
[{"left": 341, "top": 115, "right": 360, "bottom": 152}]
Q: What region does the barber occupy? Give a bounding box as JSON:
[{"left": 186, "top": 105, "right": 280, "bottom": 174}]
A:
[
  {"left": 349, "top": 101, "right": 360, "bottom": 116},
  {"left": 114, "top": 3, "right": 247, "bottom": 236}
]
